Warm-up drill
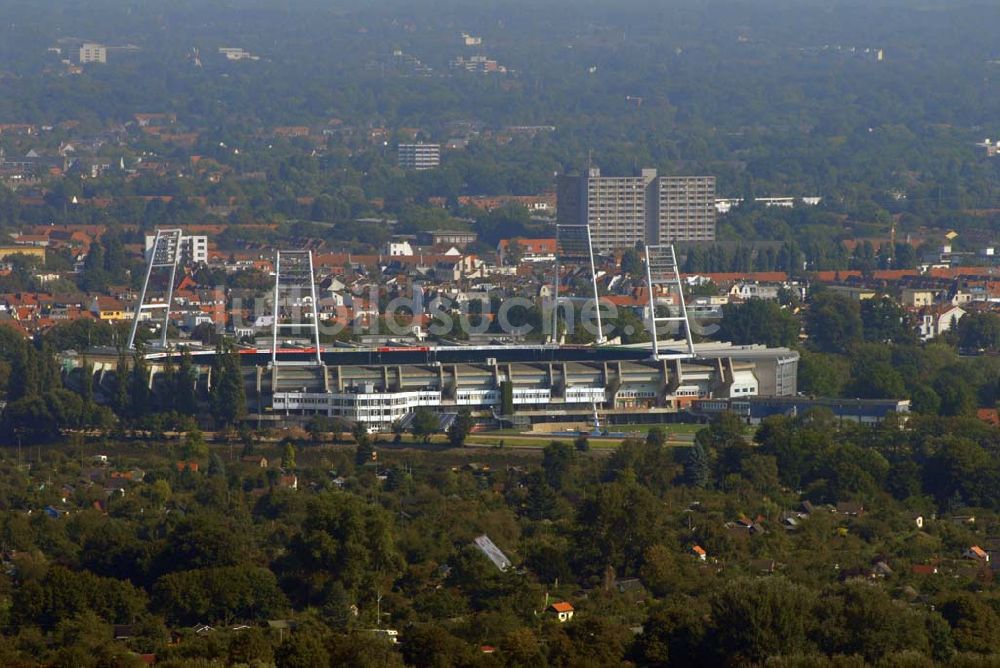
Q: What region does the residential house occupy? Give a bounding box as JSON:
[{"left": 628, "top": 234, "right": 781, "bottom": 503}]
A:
[
  {"left": 497, "top": 238, "right": 557, "bottom": 263},
  {"left": 977, "top": 408, "right": 1000, "bottom": 428},
  {"left": 90, "top": 295, "right": 131, "bottom": 321},
  {"left": 964, "top": 546, "right": 990, "bottom": 563},
  {"left": 917, "top": 304, "right": 965, "bottom": 341},
  {"left": 729, "top": 282, "right": 782, "bottom": 301},
  {"left": 547, "top": 602, "right": 575, "bottom": 623},
  {"left": 241, "top": 456, "right": 268, "bottom": 468},
  {"left": 836, "top": 502, "right": 865, "bottom": 517}
]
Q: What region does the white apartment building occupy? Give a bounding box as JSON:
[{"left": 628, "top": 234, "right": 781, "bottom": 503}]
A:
[
  {"left": 144, "top": 234, "right": 208, "bottom": 264},
  {"left": 80, "top": 43, "right": 107, "bottom": 64},
  {"left": 398, "top": 143, "right": 440, "bottom": 170}
]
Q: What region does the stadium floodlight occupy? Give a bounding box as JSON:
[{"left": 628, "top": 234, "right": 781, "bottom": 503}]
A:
[
  {"left": 643, "top": 244, "right": 695, "bottom": 360},
  {"left": 129, "top": 228, "right": 182, "bottom": 350},
  {"left": 555, "top": 223, "right": 604, "bottom": 344},
  {"left": 271, "top": 250, "right": 322, "bottom": 366}
]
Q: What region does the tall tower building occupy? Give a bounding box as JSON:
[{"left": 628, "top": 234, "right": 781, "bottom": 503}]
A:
[
  {"left": 557, "top": 167, "right": 657, "bottom": 253},
  {"left": 557, "top": 168, "right": 716, "bottom": 252},
  {"left": 656, "top": 176, "right": 716, "bottom": 244}
]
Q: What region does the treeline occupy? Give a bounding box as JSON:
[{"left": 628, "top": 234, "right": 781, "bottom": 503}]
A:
[
  {"left": 681, "top": 235, "right": 923, "bottom": 275},
  {"left": 0, "top": 332, "right": 114, "bottom": 442},
  {"left": 0, "top": 329, "right": 248, "bottom": 443},
  {"left": 714, "top": 292, "right": 1000, "bottom": 412}
]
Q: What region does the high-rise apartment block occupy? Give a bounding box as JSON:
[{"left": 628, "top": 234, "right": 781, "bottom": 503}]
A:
[
  {"left": 557, "top": 168, "right": 715, "bottom": 252},
  {"left": 79, "top": 43, "right": 107, "bottom": 64},
  {"left": 655, "top": 176, "right": 716, "bottom": 244},
  {"left": 144, "top": 234, "right": 208, "bottom": 264},
  {"left": 397, "top": 143, "right": 440, "bottom": 170}
]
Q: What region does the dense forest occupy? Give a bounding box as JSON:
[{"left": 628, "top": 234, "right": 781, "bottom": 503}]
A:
[{"left": 0, "top": 412, "right": 999, "bottom": 665}]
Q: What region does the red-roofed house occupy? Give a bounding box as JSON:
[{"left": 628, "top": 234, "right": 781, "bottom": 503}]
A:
[
  {"left": 547, "top": 601, "right": 575, "bottom": 622},
  {"left": 977, "top": 409, "right": 1000, "bottom": 428},
  {"left": 964, "top": 546, "right": 990, "bottom": 562},
  {"left": 497, "top": 238, "right": 556, "bottom": 262}
]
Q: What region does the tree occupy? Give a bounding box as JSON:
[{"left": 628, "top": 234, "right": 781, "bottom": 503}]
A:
[
  {"left": 847, "top": 345, "right": 907, "bottom": 399},
  {"left": 130, "top": 350, "right": 151, "bottom": 418},
  {"left": 955, "top": 312, "right": 1000, "bottom": 351},
  {"left": 806, "top": 292, "right": 863, "bottom": 354},
  {"left": 709, "top": 577, "right": 817, "bottom": 664},
  {"left": 282, "top": 442, "right": 297, "bottom": 470},
  {"left": 446, "top": 408, "right": 474, "bottom": 447},
  {"left": 2, "top": 395, "right": 58, "bottom": 443},
  {"left": 933, "top": 372, "right": 977, "bottom": 416},
  {"left": 646, "top": 427, "right": 666, "bottom": 447},
  {"left": 153, "top": 566, "right": 287, "bottom": 625},
  {"left": 306, "top": 414, "right": 332, "bottom": 442},
  {"left": 322, "top": 581, "right": 353, "bottom": 632},
  {"left": 500, "top": 380, "right": 514, "bottom": 415},
  {"left": 611, "top": 308, "right": 650, "bottom": 345},
  {"left": 181, "top": 429, "right": 209, "bottom": 460},
  {"left": 175, "top": 348, "right": 198, "bottom": 414},
  {"left": 620, "top": 248, "right": 643, "bottom": 276},
  {"left": 635, "top": 597, "right": 708, "bottom": 666},
  {"left": 410, "top": 408, "right": 439, "bottom": 444},
  {"left": 542, "top": 440, "right": 575, "bottom": 490},
  {"left": 936, "top": 592, "right": 1000, "bottom": 654},
  {"left": 718, "top": 299, "right": 800, "bottom": 347},
  {"left": 575, "top": 476, "right": 664, "bottom": 576},
  {"left": 228, "top": 628, "right": 275, "bottom": 666},
  {"left": 112, "top": 355, "right": 130, "bottom": 417},
  {"left": 816, "top": 583, "right": 930, "bottom": 662},
  {"left": 210, "top": 341, "right": 246, "bottom": 427},
  {"left": 7, "top": 340, "right": 40, "bottom": 402},
  {"left": 401, "top": 624, "right": 476, "bottom": 667},
  {"left": 286, "top": 492, "right": 403, "bottom": 596},
  {"left": 798, "top": 351, "right": 850, "bottom": 397},
  {"left": 860, "top": 296, "right": 917, "bottom": 344},
  {"left": 208, "top": 453, "right": 226, "bottom": 477},
  {"left": 474, "top": 204, "right": 532, "bottom": 245},
  {"left": 684, "top": 443, "right": 711, "bottom": 488}
]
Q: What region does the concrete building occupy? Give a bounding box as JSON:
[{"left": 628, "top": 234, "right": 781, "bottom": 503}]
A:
[
  {"left": 656, "top": 176, "right": 716, "bottom": 244},
  {"left": 144, "top": 234, "right": 208, "bottom": 265},
  {"left": 386, "top": 240, "right": 414, "bottom": 256},
  {"left": 693, "top": 396, "right": 911, "bottom": 425},
  {"left": 79, "top": 43, "right": 107, "bottom": 64},
  {"left": 557, "top": 167, "right": 656, "bottom": 252},
  {"left": 418, "top": 230, "right": 477, "bottom": 247},
  {"left": 218, "top": 47, "right": 259, "bottom": 61},
  {"left": 398, "top": 143, "right": 440, "bottom": 170},
  {"left": 557, "top": 168, "right": 716, "bottom": 252},
  {"left": 266, "top": 353, "right": 770, "bottom": 431}
]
